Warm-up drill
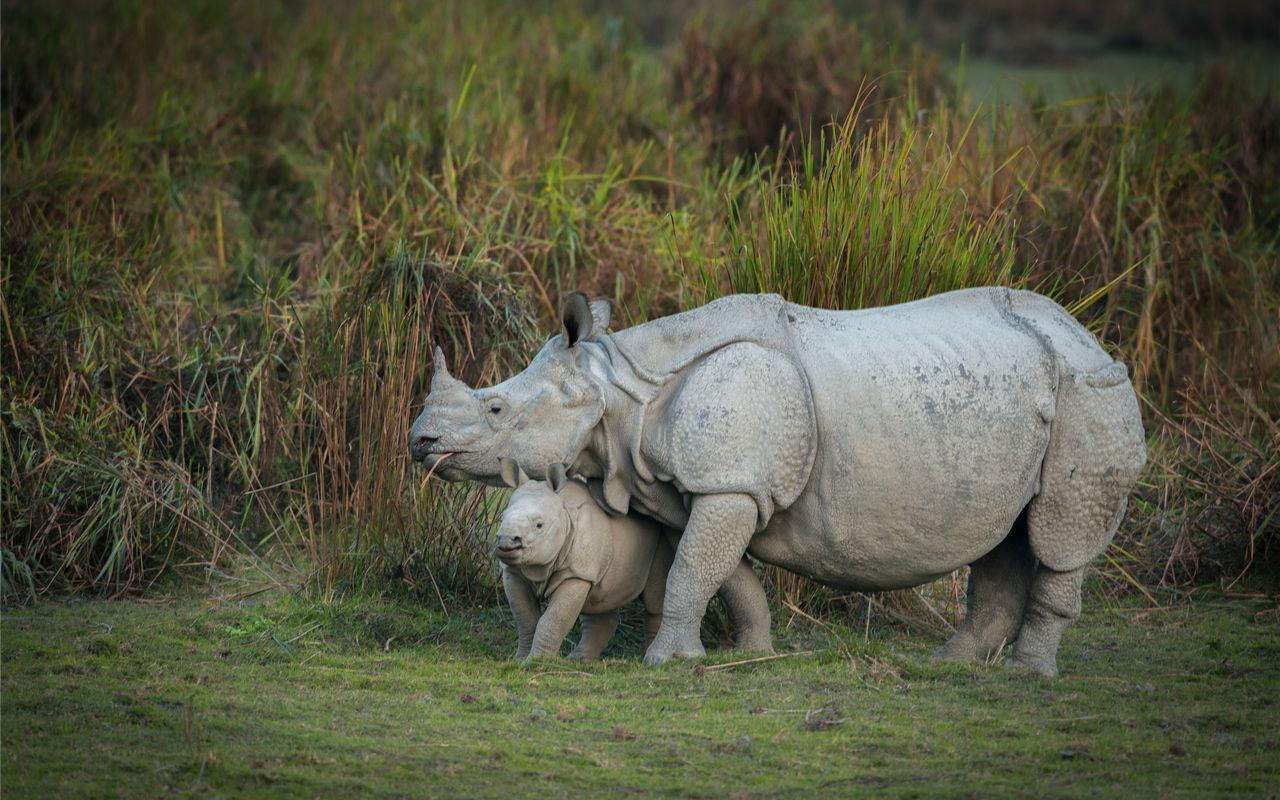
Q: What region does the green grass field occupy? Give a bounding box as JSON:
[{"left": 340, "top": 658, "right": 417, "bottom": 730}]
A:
[
  {"left": 3, "top": 1, "right": 1278, "bottom": 796},
  {"left": 4, "top": 589, "right": 1278, "bottom": 798}
]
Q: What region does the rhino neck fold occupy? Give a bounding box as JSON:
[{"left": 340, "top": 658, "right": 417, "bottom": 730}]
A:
[{"left": 571, "top": 337, "right": 664, "bottom": 517}]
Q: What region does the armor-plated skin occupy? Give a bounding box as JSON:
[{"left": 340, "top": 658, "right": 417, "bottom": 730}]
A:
[
  {"left": 410, "top": 341, "right": 774, "bottom": 655},
  {"left": 493, "top": 460, "right": 673, "bottom": 663},
  {"left": 411, "top": 288, "right": 1147, "bottom": 676}
]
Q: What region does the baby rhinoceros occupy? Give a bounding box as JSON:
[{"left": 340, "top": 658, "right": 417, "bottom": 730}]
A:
[{"left": 494, "top": 458, "right": 674, "bottom": 663}]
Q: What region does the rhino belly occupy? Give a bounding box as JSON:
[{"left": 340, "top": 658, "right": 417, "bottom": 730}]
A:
[
  {"left": 747, "top": 488, "right": 1020, "bottom": 590},
  {"left": 747, "top": 307, "right": 1055, "bottom": 590}
]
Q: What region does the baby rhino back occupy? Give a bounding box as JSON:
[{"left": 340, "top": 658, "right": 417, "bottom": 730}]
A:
[{"left": 563, "top": 481, "right": 664, "bottom": 613}]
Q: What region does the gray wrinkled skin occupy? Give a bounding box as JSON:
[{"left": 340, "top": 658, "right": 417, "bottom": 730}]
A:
[
  {"left": 410, "top": 341, "right": 773, "bottom": 654},
  {"left": 410, "top": 288, "right": 1147, "bottom": 676},
  {"left": 493, "top": 460, "right": 673, "bottom": 663}
]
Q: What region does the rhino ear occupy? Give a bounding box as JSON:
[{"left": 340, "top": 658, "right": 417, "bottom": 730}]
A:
[
  {"left": 546, "top": 463, "right": 568, "bottom": 493},
  {"left": 587, "top": 298, "right": 612, "bottom": 338},
  {"left": 561, "top": 293, "right": 611, "bottom": 347},
  {"left": 499, "top": 458, "right": 527, "bottom": 489}
]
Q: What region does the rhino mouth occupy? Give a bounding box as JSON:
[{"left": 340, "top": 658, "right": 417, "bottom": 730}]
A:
[
  {"left": 419, "top": 450, "right": 465, "bottom": 467},
  {"left": 493, "top": 544, "right": 524, "bottom": 562}
]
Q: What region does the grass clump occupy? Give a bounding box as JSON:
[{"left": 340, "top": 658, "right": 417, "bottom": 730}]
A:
[{"left": 712, "top": 105, "right": 1019, "bottom": 308}]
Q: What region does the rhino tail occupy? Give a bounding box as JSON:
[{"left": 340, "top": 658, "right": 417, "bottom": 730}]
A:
[
  {"left": 1026, "top": 357, "right": 1146, "bottom": 572},
  {"left": 1082, "top": 361, "right": 1129, "bottom": 389}
]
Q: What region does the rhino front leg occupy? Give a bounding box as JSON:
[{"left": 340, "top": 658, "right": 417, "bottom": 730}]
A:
[
  {"left": 719, "top": 558, "right": 774, "bottom": 653},
  {"left": 661, "top": 528, "right": 773, "bottom": 653},
  {"left": 527, "top": 578, "right": 592, "bottom": 661},
  {"left": 642, "top": 536, "right": 675, "bottom": 648},
  {"left": 645, "top": 493, "right": 757, "bottom": 665},
  {"left": 502, "top": 569, "right": 540, "bottom": 661},
  {"left": 1006, "top": 564, "right": 1085, "bottom": 677},
  {"left": 567, "top": 611, "right": 619, "bottom": 662}
]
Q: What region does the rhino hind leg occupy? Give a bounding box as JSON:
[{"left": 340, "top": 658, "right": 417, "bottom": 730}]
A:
[
  {"left": 1008, "top": 471, "right": 1131, "bottom": 677},
  {"left": 1006, "top": 564, "right": 1085, "bottom": 677},
  {"left": 1006, "top": 363, "right": 1145, "bottom": 676},
  {"left": 934, "top": 518, "right": 1035, "bottom": 664},
  {"left": 567, "top": 611, "right": 620, "bottom": 663},
  {"left": 717, "top": 558, "right": 775, "bottom": 653}
]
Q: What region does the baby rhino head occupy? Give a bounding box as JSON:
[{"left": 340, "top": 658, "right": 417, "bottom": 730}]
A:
[{"left": 494, "top": 459, "right": 572, "bottom": 568}]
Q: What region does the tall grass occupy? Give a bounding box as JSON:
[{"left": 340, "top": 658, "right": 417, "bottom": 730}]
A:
[
  {"left": 712, "top": 106, "right": 1020, "bottom": 308},
  {"left": 2, "top": 0, "right": 694, "bottom": 600},
  {"left": 2, "top": 0, "right": 1275, "bottom": 606}
]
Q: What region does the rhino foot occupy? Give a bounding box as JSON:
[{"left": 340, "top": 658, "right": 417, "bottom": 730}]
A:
[
  {"left": 565, "top": 649, "right": 599, "bottom": 664},
  {"left": 933, "top": 630, "right": 1013, "bottom": 664},
  {"left": 1004, "top": 651, "right": 1058, "bottom": 678},
  {"left": 643, "top": 630, "right": 706, "bottom": 665},
  {"left": 933, "top": 630, "right": 980, "bottom": 663},
  {"left": 735, "top": 629, "right": 775, "bottom": 655}
]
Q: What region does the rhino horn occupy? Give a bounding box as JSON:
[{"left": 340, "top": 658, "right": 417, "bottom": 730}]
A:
[{"left": 431, "top": 345, "right": 464, "bottom": 389}]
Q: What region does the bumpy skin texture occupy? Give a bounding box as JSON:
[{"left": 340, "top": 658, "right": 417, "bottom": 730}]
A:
[
  {"left": 412, "top": 288, "right": 1147, "bottom": 676},
  {"left": 495, "top": 471, "right": 674, "bottom": 663},
  {"left": 409, "top": 347, "right": 774, "bottom": 654}
]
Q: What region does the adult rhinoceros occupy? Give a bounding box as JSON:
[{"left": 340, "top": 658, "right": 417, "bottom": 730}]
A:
[{"left": 409, "top": 288, "right": 1146, "bottom": 675}]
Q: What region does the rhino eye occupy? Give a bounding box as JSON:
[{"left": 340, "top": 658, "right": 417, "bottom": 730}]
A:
[{"left": 535, "top": 520, "right": 543, "bottom": 529}]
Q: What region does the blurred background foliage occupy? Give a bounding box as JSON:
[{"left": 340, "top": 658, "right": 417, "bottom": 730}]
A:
[{"left": 2, "top": 1, "right": 1276, "bottom": 625}]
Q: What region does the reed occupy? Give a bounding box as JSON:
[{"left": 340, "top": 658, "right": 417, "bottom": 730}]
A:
[{"left": 2, "top": 0, "right": 1274, "bottom": 608}]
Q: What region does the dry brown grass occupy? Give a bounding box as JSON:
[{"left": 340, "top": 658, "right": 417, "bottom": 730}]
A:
[{"left": 2, "top": 0, "right": 1275, "bottom": 610}]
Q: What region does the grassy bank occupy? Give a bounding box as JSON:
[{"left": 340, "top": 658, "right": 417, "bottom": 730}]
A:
[
  {"left": 2, "top": 0, "right": 1277, "bottom": 607},
  {"left": 4, "top": 588, "right": 1278, "bottom": 798}
]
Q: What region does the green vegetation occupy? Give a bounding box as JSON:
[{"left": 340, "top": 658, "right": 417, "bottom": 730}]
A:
[
  {"left": 3, "top": 3, "right": 1278, "bottom": 795},
  {"left": 4, "top": 589, "right": 1278, "bottom": 797},
  {"left": 716, "top": 109, "right": 1019, "bottom": 308},
  {"left": 4, "top": 0, "right": 1275, "bottom": 603}
]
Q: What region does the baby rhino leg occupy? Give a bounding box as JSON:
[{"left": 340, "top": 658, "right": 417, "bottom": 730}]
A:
[
  {"left": 641, "top": 537, "right": 676, "bottom": 648},
  {"left": 568, "top": 612, "right": 620, "bottom": 663}
]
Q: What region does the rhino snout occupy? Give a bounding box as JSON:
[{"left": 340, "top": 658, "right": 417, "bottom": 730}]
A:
[
  {"left": 409, "top": 433, "right": 439, "bottom": 462},
  {"left": 494, "top": 535, "right": 524, "bottom": 560}
]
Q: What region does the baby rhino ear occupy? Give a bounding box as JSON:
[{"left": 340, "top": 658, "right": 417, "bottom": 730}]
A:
[
  {"left": 546, "top": 463, "right": 569, "bottom": 493},
  {"left": 499, "top": 458, "right": 529, "bottom": 489}
]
